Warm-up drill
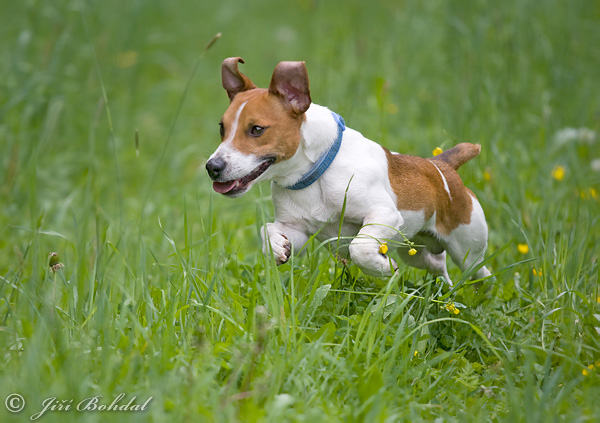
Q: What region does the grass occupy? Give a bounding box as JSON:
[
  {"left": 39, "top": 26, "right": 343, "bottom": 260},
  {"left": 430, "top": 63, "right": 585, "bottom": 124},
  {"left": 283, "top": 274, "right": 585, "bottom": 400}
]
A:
[{"left": 1, "top": 0, "right": 599, "bottom": 421}]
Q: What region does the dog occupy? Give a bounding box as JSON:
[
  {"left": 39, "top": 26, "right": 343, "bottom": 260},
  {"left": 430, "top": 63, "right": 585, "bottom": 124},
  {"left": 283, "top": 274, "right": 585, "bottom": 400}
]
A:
[{"left": 206, "top": 57, "right": 491, "bottom": 285}]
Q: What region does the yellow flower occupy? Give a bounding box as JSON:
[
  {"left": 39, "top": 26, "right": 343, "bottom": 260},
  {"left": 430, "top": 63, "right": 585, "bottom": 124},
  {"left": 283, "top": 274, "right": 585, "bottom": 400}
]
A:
[
  {"left": 432, "top": 147, "right": 443, "bottom": 156},
  {"left": 408, "top": 248, "right": 417, "bottom": 256},
  {"left": 582, "top": 368, "right": 589, "bottom": 376},
  {"left": 551, "top": 165, "right": 565, "bottom": 181},
  {"left": 444, "top": 302, "right": 462, "bottom": 314},
  {"left": 414, "top": 350, "right": 419, "bottom": 357},
  {"left": 532, "top": 268, "right": 542, "bottom": 277},
  {"left": 517, "top": 243, "right": 529, "bottom": 254},
  {"left": 379, "top": 243, "right": 388, "bottom": 255},
  {"left": 483, "top": 170, "right": 492, "bottom": 181},
  {"left": 580, "top": 188, "right": 598, "bottom": 199}
]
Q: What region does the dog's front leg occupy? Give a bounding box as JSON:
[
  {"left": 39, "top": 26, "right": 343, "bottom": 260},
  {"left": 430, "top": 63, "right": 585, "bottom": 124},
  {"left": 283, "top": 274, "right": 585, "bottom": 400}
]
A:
[
  {"left": 261, "top": 222, "right": 309, "bottom": 265},
  {"left": 348, "top": 209, "right": 404, "bottom": 276}
]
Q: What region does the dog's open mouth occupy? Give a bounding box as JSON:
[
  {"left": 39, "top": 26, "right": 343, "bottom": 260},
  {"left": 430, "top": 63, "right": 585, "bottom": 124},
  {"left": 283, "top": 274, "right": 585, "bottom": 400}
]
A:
[{"left": 212, "top": 159, "right": 274, "bottom": 196}]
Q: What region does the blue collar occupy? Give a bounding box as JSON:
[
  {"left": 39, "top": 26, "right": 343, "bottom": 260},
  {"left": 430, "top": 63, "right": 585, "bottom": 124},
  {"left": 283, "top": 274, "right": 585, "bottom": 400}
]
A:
[{"left": 285, "top": 111, "right": 346, "bottom": 190}]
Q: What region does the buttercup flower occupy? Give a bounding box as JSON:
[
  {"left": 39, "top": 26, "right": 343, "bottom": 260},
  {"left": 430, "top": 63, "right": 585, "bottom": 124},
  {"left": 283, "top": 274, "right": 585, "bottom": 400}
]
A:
[
  {"left": 579, "top": 188, "right": 598, "bottom": 199},
  {"left": 552, "top": 165, "right": 565, "bottom": 181},
  {"left": 445, "top": 302, "right": 460, "bottom": 314},
  {"left": 432, "top": 147, "right": 443, "bottom": 156},
  {"left": 532, "top": 268, "right": 542, "bottom": 277},
  {"left": 379, "top": 243, "right": 388, "bottom": 255},
  {"left": 408, "top": 248, "right": 417, "bottom": 256},
  {"left": 517, "top": 243, "right": 529, "bottom": 254}
]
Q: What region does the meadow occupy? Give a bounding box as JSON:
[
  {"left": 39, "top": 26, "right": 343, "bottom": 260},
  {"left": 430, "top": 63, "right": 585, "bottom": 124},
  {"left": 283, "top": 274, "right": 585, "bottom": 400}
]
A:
[{"left": 1, "top": 0, "right": 599, "bottom": 421}]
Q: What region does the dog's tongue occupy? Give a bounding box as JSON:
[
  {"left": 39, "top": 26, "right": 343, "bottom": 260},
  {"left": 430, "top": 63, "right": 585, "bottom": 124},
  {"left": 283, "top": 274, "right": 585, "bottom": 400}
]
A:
[{"left": 213, "top": 180, "right": 238, "bottom": 194}]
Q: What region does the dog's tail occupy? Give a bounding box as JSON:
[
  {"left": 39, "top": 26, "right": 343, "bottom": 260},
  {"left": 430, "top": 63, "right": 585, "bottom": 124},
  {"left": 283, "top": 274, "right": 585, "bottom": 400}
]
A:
[{"left": 432, "top": 143, "right": 481, "bottom": 170}]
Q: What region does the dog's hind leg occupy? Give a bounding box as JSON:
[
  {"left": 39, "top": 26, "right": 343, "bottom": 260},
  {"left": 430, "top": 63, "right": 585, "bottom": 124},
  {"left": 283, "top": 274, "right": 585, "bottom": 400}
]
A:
[
  {"left": 444, "top": 195, "right": 491, "bottom": 281},
  {"left": 397, "top": 247, "right": 453, "bottom": 286}
]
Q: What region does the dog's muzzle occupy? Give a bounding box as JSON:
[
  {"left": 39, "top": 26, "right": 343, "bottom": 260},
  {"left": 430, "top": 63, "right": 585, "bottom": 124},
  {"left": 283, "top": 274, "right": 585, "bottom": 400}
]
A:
[
  {"left": 206, "top": 156, "right": 275, "bottom": 196},
  {"left": 206, "top": 157, "right": 226, "bottom": 180}
]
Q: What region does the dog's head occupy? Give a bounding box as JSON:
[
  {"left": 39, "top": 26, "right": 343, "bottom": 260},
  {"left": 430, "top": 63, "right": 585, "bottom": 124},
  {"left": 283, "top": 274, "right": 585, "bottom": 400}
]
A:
[{"left": 206, "top": 57, "right": 311, "bottom": 197}]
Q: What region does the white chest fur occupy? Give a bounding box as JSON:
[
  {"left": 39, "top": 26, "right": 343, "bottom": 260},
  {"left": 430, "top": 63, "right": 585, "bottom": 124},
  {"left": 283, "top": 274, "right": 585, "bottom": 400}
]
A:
[{"left": 269, "top": 106, "right": 401, "bottom": 242}]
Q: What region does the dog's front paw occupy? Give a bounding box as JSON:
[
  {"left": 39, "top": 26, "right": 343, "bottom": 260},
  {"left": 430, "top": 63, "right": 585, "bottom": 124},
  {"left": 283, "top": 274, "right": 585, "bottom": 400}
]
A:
[
  {"left": 261, "top": 224, "right": 292, "bottom": 265},
  {"left": 271, "top": 233, "right": 291, "bottom": 265}
]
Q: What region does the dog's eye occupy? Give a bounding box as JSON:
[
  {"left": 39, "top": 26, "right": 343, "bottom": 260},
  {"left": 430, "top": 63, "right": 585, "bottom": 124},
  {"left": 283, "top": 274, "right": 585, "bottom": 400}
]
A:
[
  {"left": 219, "top": 122, "right": 225, "bottom": 138},
  {"left": 249, "top": 125, "right": 266, "bottom": 137}
]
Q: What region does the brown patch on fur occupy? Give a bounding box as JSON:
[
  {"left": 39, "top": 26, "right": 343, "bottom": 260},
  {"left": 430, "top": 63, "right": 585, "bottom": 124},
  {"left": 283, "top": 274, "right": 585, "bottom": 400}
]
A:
[
  {"left": 221, "top": 89, "right": 303, "bottom": 162},
  {"left": 384, "top": 148, "right": 474, "bottom": 235},
  {"left": 433, "top": 143, "right": 480, "bottom": 170}
]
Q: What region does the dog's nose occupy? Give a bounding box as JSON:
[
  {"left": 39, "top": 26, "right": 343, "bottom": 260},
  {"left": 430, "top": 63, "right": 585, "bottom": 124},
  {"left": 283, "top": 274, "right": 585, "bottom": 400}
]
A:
[{"left": 206, "top": 157, "right": 226, "bottom": 180}]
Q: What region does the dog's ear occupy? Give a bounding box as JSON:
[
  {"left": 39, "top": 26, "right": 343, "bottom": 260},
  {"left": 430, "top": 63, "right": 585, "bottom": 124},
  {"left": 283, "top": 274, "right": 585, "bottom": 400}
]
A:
[
  {"left": 269, "top": 61, "right": 311, "bottom": 115},
  {"left": 222, "top": 57, "right": 256, "bottom": 101}
]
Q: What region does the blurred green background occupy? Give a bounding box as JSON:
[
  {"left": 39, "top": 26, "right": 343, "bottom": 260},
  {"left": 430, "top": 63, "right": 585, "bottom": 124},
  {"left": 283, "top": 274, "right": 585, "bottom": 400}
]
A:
[
  {"left": 1, "top": 0, "right": 599, "bottom": 421},
  {"left": 2, "top": 0, "right": 598, "bottom": 241}
]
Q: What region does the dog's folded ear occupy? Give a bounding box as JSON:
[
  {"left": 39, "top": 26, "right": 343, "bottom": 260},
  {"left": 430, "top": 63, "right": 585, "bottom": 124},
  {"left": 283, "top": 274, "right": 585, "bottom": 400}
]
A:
[
  {"left": 269, "top": 61, "right": 311, "bottom": 115},
  {"left": 222, "top": 57, "right": 256, "bottom": 101}
]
